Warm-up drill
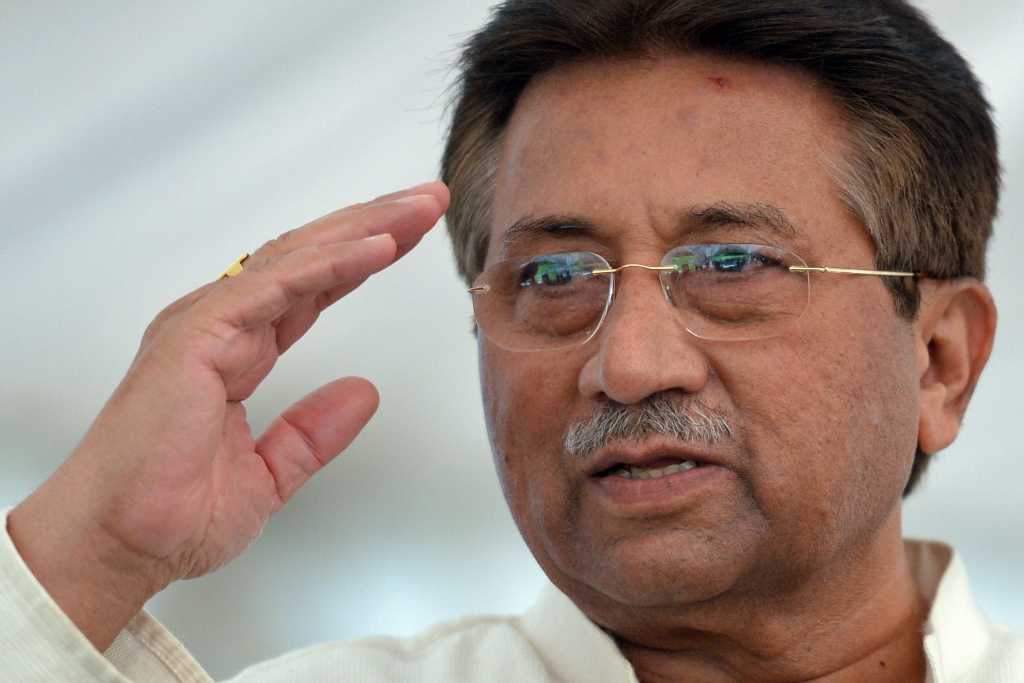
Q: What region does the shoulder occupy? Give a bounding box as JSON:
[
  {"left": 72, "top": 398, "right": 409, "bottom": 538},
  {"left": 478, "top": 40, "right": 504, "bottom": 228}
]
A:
[{"left": 226, "top": 614, "right": 556, "bottom": 683}]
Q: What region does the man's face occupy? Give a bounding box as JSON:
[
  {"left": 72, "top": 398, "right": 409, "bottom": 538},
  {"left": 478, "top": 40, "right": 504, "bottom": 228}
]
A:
[{"left": 480, "top": 55, "right": 923, "bottom": 624}]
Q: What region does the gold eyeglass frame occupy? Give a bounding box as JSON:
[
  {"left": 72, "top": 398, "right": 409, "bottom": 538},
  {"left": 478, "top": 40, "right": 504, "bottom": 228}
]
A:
[
  {"left": 466, "top": 248, "right": 922, "bottom": 350},
  {"left": 467, "top": 263, "right": 919, "bottom": 294}
]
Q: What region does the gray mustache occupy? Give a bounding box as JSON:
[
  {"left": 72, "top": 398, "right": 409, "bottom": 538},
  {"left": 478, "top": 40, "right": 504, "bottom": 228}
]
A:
[{"left": 563, "top": 394, "right": 733, "bottom": 459}]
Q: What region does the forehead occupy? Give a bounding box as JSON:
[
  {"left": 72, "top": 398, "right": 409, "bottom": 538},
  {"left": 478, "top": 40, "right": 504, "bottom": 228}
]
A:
[{"left": 488, "top": 54, "right": 859, "bottom": 261}]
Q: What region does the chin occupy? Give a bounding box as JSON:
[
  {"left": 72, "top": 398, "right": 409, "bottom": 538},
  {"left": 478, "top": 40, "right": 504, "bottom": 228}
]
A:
[{"left": 549, "top": 523, "right": 763, "bottom": 611}]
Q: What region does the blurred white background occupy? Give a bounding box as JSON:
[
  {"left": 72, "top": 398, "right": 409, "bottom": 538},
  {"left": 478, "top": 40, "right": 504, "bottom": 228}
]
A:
[{"left": 1, "top": 1, "right": 1021, "bottom": 679}]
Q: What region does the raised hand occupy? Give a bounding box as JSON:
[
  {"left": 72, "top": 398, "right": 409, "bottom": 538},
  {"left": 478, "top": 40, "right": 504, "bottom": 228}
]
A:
[{"left": 7, "top": 182, "right": 450, "bottom": 651}]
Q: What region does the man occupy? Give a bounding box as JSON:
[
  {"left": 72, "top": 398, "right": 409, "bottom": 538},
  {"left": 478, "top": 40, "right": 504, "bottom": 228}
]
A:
[{"left": 0, "top": 0, "right": 1019, "bottom": 681}]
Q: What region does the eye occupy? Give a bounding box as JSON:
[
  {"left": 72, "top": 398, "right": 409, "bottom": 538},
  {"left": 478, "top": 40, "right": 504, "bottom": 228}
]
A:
[
  {"left": 708, "top": 246, "right": 767, "bottom": 272},
  {"left": 664, "top": 244, "right": 793, "bottom": 279},
  {"left": 519, "top": 254, "right": 592, "bottom": 287}
]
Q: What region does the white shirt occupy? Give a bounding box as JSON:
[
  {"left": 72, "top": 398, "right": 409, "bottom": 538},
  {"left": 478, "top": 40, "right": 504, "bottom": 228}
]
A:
[{"left": 2, "top": 507, "right": 1022, "bottom": 682}]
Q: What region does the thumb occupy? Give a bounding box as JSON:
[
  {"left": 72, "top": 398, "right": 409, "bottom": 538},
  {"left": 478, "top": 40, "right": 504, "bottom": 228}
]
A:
[{"left": 256, "top": 376, "right": 379, "bottom": 504}]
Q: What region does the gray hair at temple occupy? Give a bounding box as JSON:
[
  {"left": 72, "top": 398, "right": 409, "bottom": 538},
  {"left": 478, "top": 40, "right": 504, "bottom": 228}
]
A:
[{"left": 440, "top": 0, "right": 1001, "bottom": 495}]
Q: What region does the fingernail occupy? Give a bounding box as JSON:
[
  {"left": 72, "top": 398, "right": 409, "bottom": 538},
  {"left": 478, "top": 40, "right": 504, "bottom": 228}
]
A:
[
  {"left": 396, "top": 194, "right": 436, "bottom": 204},
  {"left": 363, "top": 233, "right": 392, "bottom": 241}
]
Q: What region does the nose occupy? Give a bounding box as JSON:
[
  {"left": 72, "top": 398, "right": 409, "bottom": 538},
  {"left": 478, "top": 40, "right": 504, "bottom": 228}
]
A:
[{"left": 577, "top": 267, "right": 711, "bottom": 405}]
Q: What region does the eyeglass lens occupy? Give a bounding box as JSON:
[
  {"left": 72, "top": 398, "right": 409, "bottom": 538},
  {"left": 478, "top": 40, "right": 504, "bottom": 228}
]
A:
[{"left": 471, "top": 244, "right": 811, "bottom": 352}]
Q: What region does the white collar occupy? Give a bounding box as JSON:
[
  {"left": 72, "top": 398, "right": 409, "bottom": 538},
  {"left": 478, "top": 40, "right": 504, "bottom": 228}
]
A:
[{"left": 911, "top": 540, "right": 993, "bottom": 682}]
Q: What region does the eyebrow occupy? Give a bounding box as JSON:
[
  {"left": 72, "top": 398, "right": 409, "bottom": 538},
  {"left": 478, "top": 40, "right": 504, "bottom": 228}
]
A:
[
  {"left": 499, "top": 201, "right": 797, "bottom": 255},
  {"left": 685, "top": 202, "right": 797, "bottom": 238},
  {"left": 500, "top": 215, "right": 601, "bottom": 255}
]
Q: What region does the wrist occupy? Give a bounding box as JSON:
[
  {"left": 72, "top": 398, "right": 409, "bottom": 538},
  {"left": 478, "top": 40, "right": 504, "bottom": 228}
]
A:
[{"left": 8, "top": 474, "right": 172, "bottom": 652}]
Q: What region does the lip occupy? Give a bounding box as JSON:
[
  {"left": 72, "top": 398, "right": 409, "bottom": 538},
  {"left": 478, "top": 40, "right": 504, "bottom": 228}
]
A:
[
  {"left": 582, "top": 438, "right": 733, "bottom": 510},
  {"left": 590, "top": 462, "right": 728, "bottom": 508},
  {"left": 582, "top": 437, "right": 727, "bottom": 478}
]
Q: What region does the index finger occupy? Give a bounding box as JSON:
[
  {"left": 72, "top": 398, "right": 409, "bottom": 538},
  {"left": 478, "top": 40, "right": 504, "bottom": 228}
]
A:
[
  {"left": 253, "top": 182, "right": 450, "bottom": 263},
  {"left": 196, "top": 234, "right": 399, "bottom": 338}
]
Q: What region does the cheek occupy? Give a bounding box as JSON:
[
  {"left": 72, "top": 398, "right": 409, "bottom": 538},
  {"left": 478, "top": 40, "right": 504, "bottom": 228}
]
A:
[
  {"left": 720, "top": 303, "right": 919, "bottom": 534},
  {"left": 479, "top": 344, "right": 584, "bottom": 516}
]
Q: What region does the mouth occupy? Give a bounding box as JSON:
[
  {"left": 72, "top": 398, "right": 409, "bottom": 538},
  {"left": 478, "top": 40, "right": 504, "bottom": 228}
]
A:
[
  {"left": 594, "top": 458, "right": 707, "bottom": 480},
  {"left": 584, "top": 439, "right": 723, "bottom": 479},
  {"left": 584, "top": 442, "right": 730, "bottom": 509}
]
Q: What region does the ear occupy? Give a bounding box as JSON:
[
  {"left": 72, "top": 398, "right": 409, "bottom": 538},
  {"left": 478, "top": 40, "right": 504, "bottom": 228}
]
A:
[{"left": 916, "top": 279, "right": 997, "bottom": 454}]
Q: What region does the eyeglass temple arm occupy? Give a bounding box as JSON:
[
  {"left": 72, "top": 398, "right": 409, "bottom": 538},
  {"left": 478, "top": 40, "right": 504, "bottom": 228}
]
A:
[
  {"left": 789, "top": 266, "right": 919, "bottom": 278},
  {"left": 597, "top": 264, "right": 920, "bottom": 277}
]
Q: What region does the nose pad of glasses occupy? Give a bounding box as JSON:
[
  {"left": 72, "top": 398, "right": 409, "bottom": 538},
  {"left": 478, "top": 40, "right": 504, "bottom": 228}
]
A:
[
  {"left": 597, "top": 266, "right": 690, "bottom": 341},
  {"left": 654, "top": 271, "right": 710, "bottom": 337}
]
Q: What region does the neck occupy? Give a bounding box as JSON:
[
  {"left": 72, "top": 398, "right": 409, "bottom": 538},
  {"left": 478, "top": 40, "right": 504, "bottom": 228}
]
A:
[{"left": 605, "top": 512, "right": 930, "bottom": 683}]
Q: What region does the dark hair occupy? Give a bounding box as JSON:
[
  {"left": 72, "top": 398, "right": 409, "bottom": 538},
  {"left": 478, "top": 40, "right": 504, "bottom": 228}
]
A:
[{"left": 442, "top": 0, "right": 1000, "bottom": 495}]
